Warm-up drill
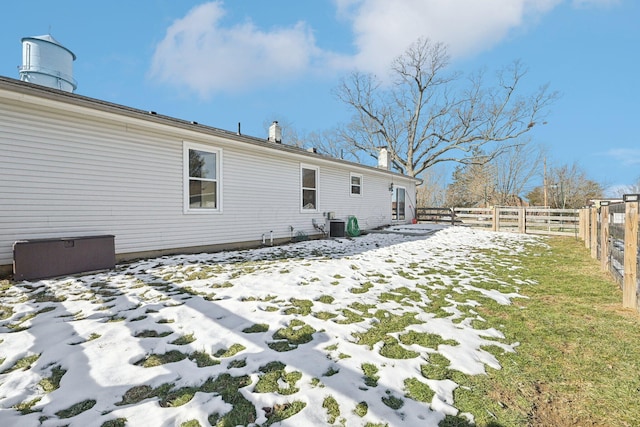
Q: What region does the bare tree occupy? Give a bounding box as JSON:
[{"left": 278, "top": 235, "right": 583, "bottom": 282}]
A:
[
  {"left": 492, "top": 142, "right": 544, "bottom": 205},
  {"left": 526, "top": 163, "right": 603, "bottom": 208},
  {"left": 445, "top": 150, "right": 496, "bottom": 207},
  {"left": 611, "top": 177, "right": 640, "bottom": 197},
  {"left": 334, "top": 38, "right": 558, "bottom": 177},
  {"left": 416, "top": 164, "right": 448, "bottom": 207}
]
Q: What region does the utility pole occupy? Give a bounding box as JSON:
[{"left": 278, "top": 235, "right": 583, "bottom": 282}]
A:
[{"left": 543, "top": 157, "right": 548, "bottom": 207}]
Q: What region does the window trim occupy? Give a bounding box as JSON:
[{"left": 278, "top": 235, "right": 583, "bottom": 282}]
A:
[
  {"left": 300, "top": 164, "right": 319, "bottom": 213},
  {"left": 350, "top": 173, "right": 363, "bottom": 197},
  {"left": 183, "top": 141, "right": 223, "bottom": 214}
]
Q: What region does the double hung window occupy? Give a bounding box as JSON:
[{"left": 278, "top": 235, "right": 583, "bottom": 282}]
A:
[
  {"left": 301, "top": 165, "right": 318, "bottom": 211},
  {"left": 350, "top": 173, "right": 362, "bottom": 196},
  {"left": 184, "top": 142, "right": 221, "bottom": 212}
]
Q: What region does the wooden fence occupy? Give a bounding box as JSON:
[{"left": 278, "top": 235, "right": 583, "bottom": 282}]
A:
[
  {"left": 417, "top": 198, "right": 640, "bottom": 312},
  {"left": 580, "top": 196, "right": 639, "bottom": 311},
  {"left": 415, "top": 206, "right": 580, "bottom": 237}
]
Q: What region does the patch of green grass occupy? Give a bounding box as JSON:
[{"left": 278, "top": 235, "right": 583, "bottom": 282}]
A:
[
  {"left": 354, "top": 401, "right": 368, "bottom": 417},
  {"left": 283, "top": 298, "right": 313, "bottom": 315},
  {"left": 135, "top": 329, "right": 172, "bottom": 338},
  {"left": 322, "top": 395, "right": 341, "bottom": 424},
  {"left": 349, "top": 281, "right": 373, "bottom": 294},
  {"left": 0, "top": 305, "right": 14, "bottom": 320},
  {"left": 316, "top": 295, "right": 335, "bottom": 304},
  {"left": 362, "top": 363, "right": 379, "bottom": 387},
  {"left": 254, "top": 361, "right": 302, "bottom": 395},
  {"left": 213, "top": 343, "right": 246, "bottom": 358},
  {"left": 323, "top": 366, "right": 340, "bottom": 377},
  {"left": 134, "top": 350, "right": 188, "bottom": 367},
  {"left": 313, "top": 311, "right": 338, "bottom": 320},
  {"left": 1, "top": 353, "right": 40, "bottom": 373},
  {"left": 262, "top": 401, "right": 306, "bottom": 426},
  {"left": 379, "top": 287, "right": 423, "bottom": 305},
  {"left": 269, "top": 319, "right": 316, "bottom": 352},
  {"left": 204, "top": 374, "right": 255, "bottom": 427},
  {"left": 334, "top": 309, "right": 365, "bottom": 324},
  {"left": 170, "top": 333, "right": 196, "bottom": 345},
  {"left": 116, "top": 385, "right": 155, "bottom": 406},
  {"left": 180, "top": 420, "right": 201, "bottom": 427},
  {"left": 420, "top": 353, "right": 454, "bottom": 381},
  {"left": 404, "top": 377, "right": 435, "bottom": 403},
  {"left": 101, "top": 418, "right": 127, "bottom": 427},
  {"left": 382, "top": 390, "right": 404, "bottom": 410},
  {"left": 242, "top": 323, "right": 269, "bottom": 333},
  {"left": 353, "top": 311, "right": 422, "bottom": 349},
  {"left": 379, "top": 336, "right": 419, "bottom": 359},
  {"left": 13, "top": 397, "right": 42, "bottom": 414},
  {"left": 228, "top": 358, "right": 247, "bottom": 369},
  {"left": 55, "top": 399, "right": 96, "bottom": 418},
  {"left": 39, "top": 365, "right": 66, "bottom": 392},
  {"left": 189, "top": 350, "right": 220, "bottom": 367},
  {"left": 349, "top": 302, "right": 376, "bottom": 316},
  {"left": 399, "top": 330, "right": 459, "bottom": 348},
  {"left": 32, "top": 291, "right": 66, "bottom": 303}
]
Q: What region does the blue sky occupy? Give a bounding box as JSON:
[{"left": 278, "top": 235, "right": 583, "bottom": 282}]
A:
[{"left": 1, "top": 0, "right": 638, "bottom": 195}]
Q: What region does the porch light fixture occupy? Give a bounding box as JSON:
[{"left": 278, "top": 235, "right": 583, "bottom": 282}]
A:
[
  {"left": 623, "top": 194, "right": 640, "bottom": 202},
  {"left": 389, "top": 183, "right": 394, "bottom": 192}
]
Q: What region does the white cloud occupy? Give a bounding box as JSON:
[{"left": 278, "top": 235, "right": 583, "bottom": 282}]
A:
[
  {"left": 335, "top": 0, "right": 564, "bottom": 76},
  {"left": 149, "top": 1, "right": 322, "bottom": 97},
  {"left": 606, "top": 148, "right": 640, "bottom": 166},
  {"left": 151, "top": 0, "right": 615, "bottom": 96}
]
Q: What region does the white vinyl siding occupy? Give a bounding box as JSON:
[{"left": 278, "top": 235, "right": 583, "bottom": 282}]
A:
[{"left": 0, "top": 84, "right": 418, "bottom": 269}]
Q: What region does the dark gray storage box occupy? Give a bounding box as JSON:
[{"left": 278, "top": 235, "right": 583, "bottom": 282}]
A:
[{"left": 13, "top": 235, "right": 115, "bottom": 280}]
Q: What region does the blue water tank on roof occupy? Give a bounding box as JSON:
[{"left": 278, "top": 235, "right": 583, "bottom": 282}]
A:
[{"left": 19, "top": 34, "right": 77, "bottom": 92}]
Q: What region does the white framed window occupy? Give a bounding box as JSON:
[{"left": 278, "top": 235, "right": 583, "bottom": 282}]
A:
[
  {"left": 392, "top": 186, "right": 406, "bottom": 221},
  {"left": 350, "top": 173, "right": 363, "bottom": 196},
  {"left": 183, "top": 141, "right": 222, "bottom": 213},
  {"left": 301, "top": 164, "right": 319, "bottom": 212}
]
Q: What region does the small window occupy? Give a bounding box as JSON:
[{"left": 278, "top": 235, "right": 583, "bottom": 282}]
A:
[
  {"left": 301, "top": 165, "right": 318, "bottom": 211},
  {"left": 350, "top": 173, "right": 362, "bottom": 196},
  {"left": 184, "top": 142, "right": 221, "bottom": 212}
]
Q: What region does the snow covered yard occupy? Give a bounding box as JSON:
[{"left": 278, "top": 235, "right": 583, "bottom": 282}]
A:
[{"left": 0, "top": 225, "right": 543, "bottom": 427}]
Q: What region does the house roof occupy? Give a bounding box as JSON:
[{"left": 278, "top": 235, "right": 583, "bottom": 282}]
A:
[{"left": 0, "top": 76, "right": 419, "bottom": 183}]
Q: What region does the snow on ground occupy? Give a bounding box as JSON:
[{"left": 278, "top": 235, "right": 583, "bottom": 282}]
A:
[{"left": 0, "top": 225, "right": 543, "bottom": 427}]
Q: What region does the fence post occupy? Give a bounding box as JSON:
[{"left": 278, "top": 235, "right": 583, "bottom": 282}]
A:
[
  {"left": 492, "top": 207, "right": 498, "bottom": 232},
  {"left": 600, "top": 204, "right": 610, "bottom": 273},
  {"left": 622, "top": 195, "right": 639, "bottom": 310},
  {"left": 583, "top": 208, "right": 591, "bottom": 249},
  {"left": 590, "top": 208, "right": 598, "bottom": 259},
  {"left": 518, "top": 208, "right": 526, "bottom": 234}
]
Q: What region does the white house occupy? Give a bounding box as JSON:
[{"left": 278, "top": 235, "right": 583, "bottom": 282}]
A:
[{"left": 0, "top": 76, "right": 419, "bottom": 278}]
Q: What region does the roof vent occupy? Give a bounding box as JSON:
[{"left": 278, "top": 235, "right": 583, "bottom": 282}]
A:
[{"left": 268, "top": 121, "right": 282, "bottom": 143}]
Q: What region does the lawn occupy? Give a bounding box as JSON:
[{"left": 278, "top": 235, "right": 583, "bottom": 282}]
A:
[{"left": 0, "top": 225, "right": 637, "bottom": 426}]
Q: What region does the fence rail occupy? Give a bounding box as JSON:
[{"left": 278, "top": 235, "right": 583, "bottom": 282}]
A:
[{"left": 416, "top": 206, "right": 579, "bottom": 237}]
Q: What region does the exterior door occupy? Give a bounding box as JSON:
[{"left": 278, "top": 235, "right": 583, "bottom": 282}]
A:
[{"left": 392, "top": 186, "right": 406, "bottom": 221}]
